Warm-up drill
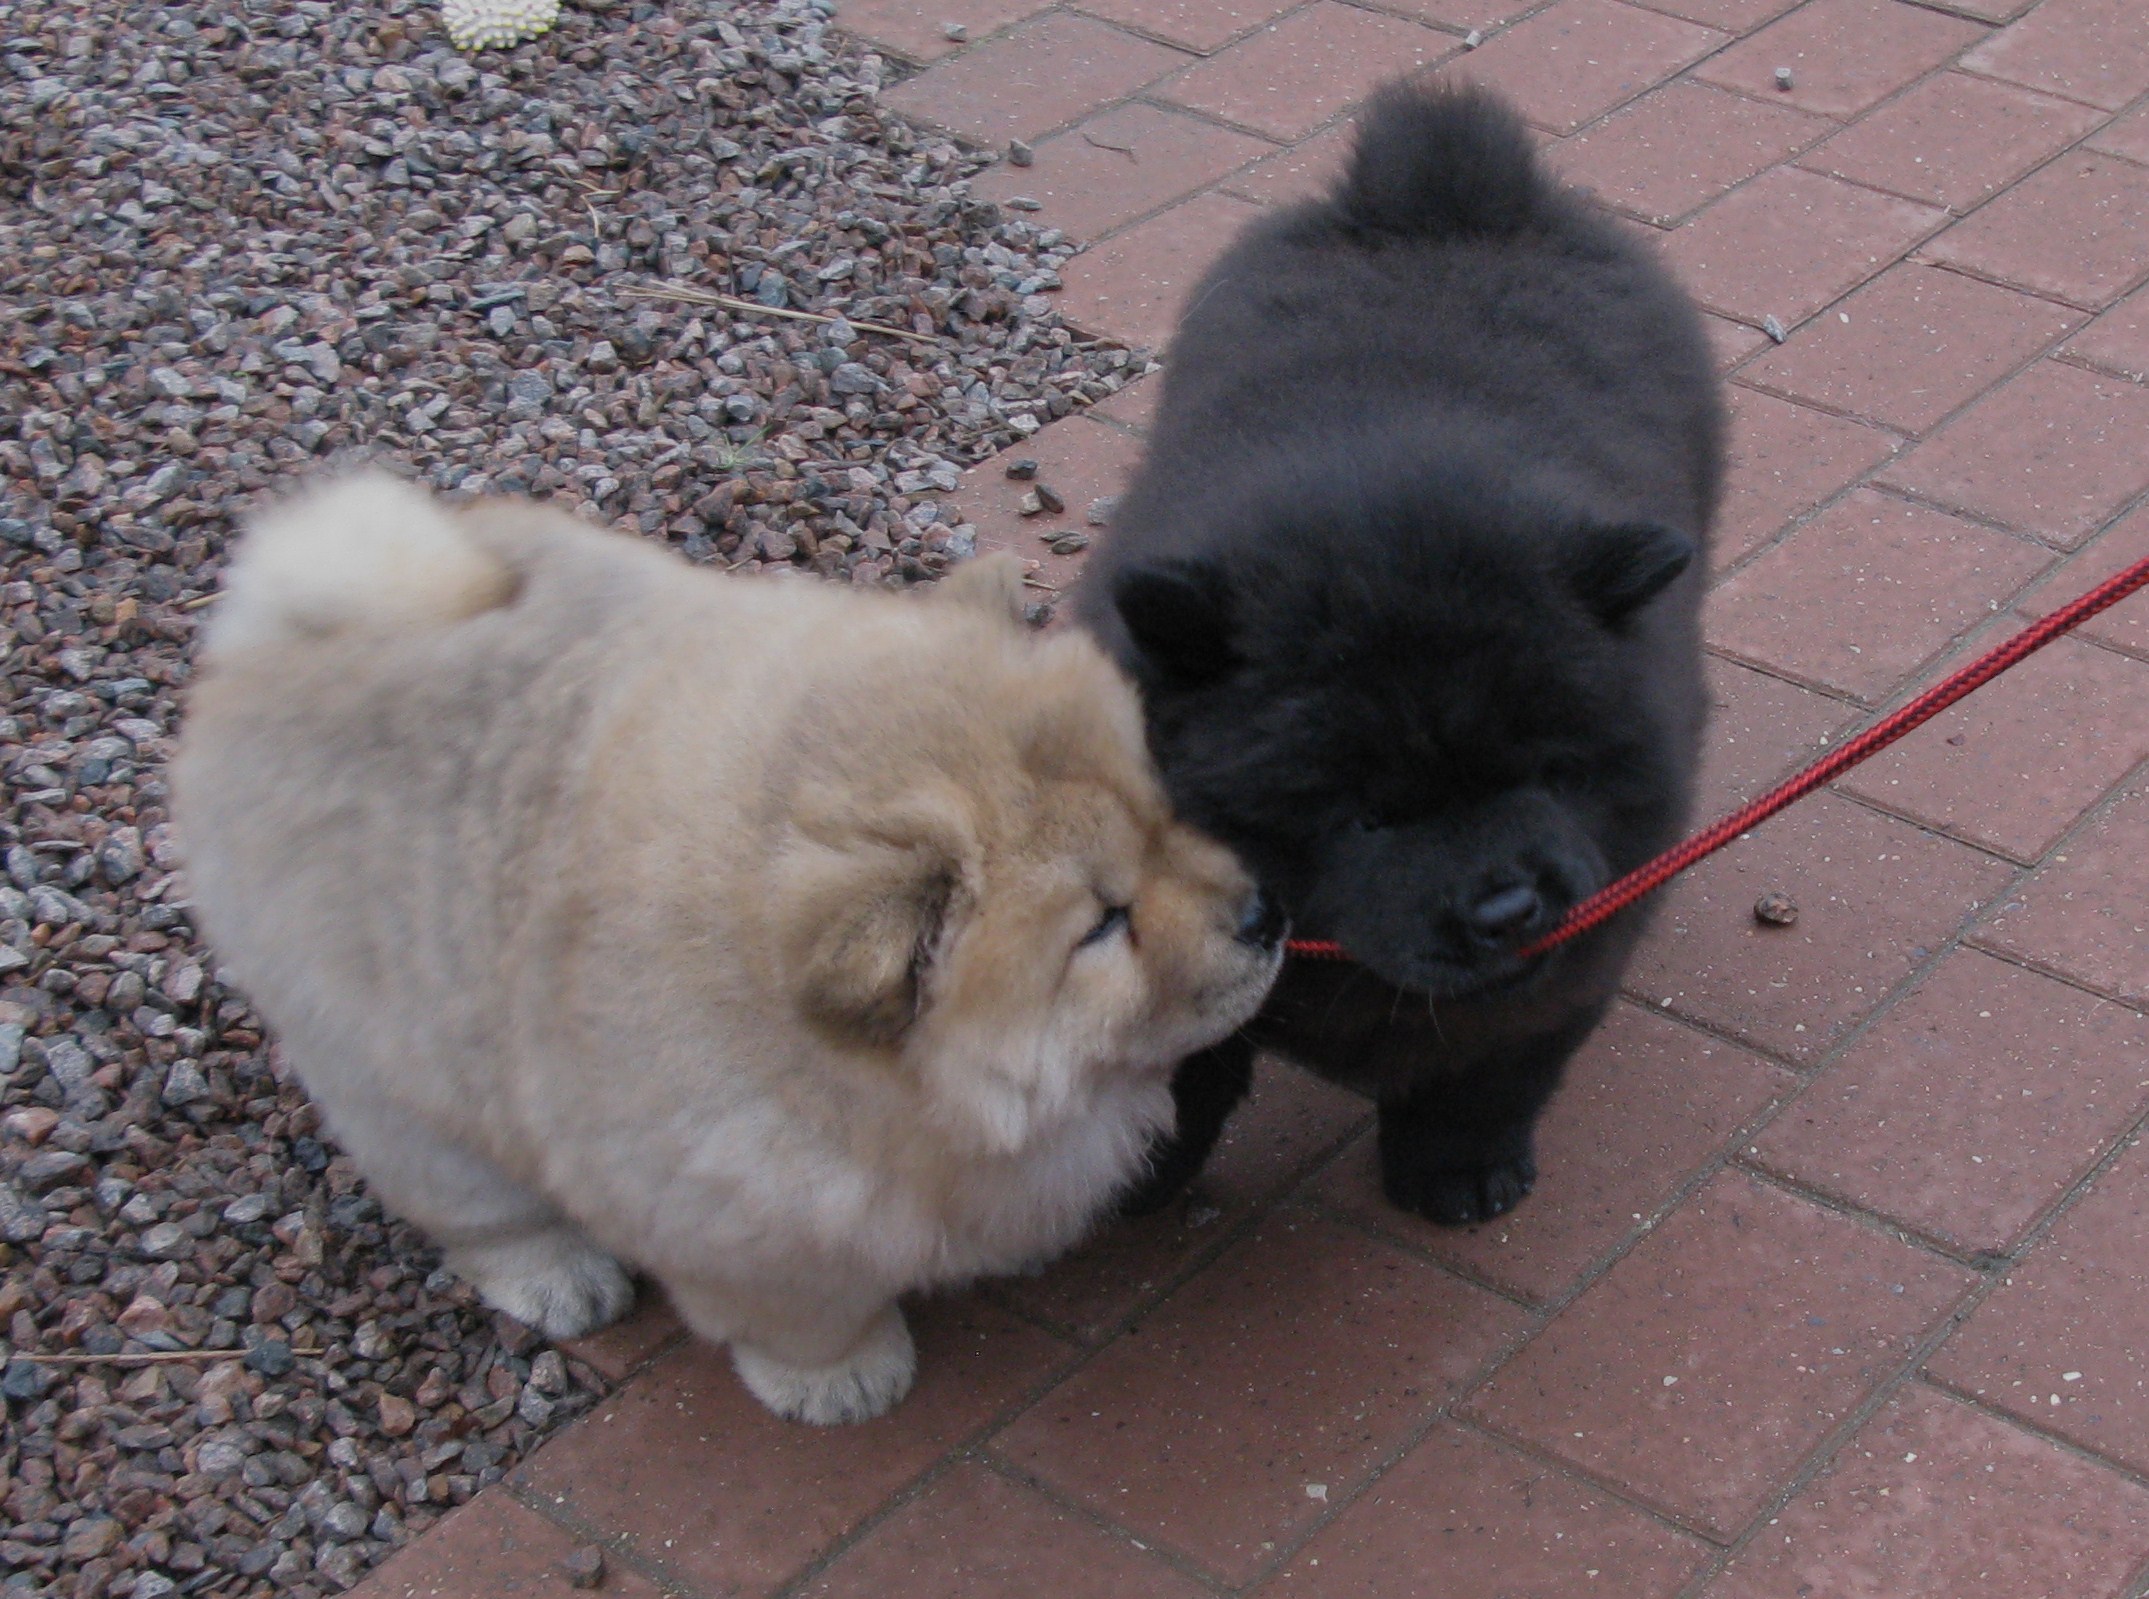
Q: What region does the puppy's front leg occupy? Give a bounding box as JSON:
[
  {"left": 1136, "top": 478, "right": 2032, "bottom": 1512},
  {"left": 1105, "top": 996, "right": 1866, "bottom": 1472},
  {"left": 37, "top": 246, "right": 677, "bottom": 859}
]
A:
[
  {"left": 1118, "top": 1033, "right": 1255, "bottom": 1216},
  {"left": 1377, "top": 1007, "right": 1606, "bottom": 1225},
  {"left": 669, "top": 1278, "right": 916, "bottom": 1426}
]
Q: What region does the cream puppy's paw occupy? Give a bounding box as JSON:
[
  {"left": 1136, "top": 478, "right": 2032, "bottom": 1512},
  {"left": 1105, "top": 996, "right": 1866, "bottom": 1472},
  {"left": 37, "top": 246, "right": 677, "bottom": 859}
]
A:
[
  {"left": 732, "top": 1307, "right": 916, "bottom": 1425},
  {"left": 448, "top": 1230, "right": 634, "bottom": 1339}
]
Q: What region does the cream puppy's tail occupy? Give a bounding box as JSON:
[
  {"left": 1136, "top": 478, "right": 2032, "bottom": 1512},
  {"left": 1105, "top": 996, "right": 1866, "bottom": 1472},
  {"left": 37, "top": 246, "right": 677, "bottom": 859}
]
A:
[{"left": 204, "top": 472, "right": 518, "bottom": 659}]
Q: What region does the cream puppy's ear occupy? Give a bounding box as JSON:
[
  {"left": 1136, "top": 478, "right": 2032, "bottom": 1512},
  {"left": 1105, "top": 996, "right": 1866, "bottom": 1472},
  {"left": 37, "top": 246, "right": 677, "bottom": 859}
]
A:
[
  {"left": 932, "top": 551, "right": 1028, "bottom": 626},
  {"left": 786, "top": 843, "right": 961, "bottom": 1046}
]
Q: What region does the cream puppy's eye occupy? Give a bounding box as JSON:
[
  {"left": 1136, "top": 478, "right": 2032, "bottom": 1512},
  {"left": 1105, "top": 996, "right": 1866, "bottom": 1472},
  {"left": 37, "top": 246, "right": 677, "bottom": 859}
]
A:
[{"left": 1077, "top": 904, "right": 1131, "bottom": 949}]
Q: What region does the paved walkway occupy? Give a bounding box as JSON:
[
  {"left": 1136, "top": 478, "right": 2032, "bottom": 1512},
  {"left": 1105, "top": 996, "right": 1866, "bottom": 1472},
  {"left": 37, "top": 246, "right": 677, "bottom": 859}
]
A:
[{"left": 360, "top": 0, "right": 2149, "bottom": 1593}]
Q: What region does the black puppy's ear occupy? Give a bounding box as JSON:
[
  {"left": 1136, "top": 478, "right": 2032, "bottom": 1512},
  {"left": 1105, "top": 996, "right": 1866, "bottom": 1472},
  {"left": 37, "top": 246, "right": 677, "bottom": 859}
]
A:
[
  {"left": 1569, "top": 522, "right": 1695, "bottom": 626},
  {"left": 1113, "top": 559, "right": 1237, "bottom": 684}
]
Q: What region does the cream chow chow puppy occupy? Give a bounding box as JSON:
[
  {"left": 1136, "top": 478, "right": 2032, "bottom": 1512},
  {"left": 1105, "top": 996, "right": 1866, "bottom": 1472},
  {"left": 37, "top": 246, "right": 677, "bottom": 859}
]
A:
[{"left": 173, "top": 474, "right": 1284, "bottom": 1425}]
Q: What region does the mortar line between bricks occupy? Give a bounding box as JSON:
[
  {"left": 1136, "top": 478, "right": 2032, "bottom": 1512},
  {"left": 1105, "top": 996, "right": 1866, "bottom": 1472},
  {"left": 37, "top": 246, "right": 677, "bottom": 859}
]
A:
[
  {"left": 1953, "top": 55, "right": 2140, "bottom": 115},
  {"left": 1858, "top": 471, "right": 2140, "bottom": 562},
  {"left": 1448, "top": 1408, "right": 1745, "bottom": 1547},
  {"left": 1731, "top": 1156, "right": 2046, "bottom": 1271},
  {"left": 2056, "top": 347, "right": 2149, "bottom": 388},
  {"left": 1914, "top": 250, "right": 2149, "bottom": 318},
  {"left": 1914, "top": 1369, "right": 2149, "bottom": 1498},
  {"left": 1664, "top": 1284, "right": 1996, "bottom": 1596},
  {"left": 1704, "top": 380, "right": 2074, "bottom": 603},
  {"left": 971, "top": 1452, "right": 1246, "bottom": 1594},
  {"left": 1620, "top": 30, "right": 2149, "bottom": 335},
  {"left": 500, "top": 1477, "right": 713, "bottom": 1599}
]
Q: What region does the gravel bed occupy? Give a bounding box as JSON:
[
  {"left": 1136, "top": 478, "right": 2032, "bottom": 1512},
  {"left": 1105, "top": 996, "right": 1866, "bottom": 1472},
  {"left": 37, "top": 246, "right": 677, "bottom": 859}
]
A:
[{"left": 0, "top": 2, "right": 1142, "bottom": 1595}]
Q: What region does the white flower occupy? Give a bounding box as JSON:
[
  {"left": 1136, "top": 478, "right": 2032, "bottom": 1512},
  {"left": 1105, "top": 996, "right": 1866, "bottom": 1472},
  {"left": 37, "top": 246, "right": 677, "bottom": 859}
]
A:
[{"left": 442, "top": 0, "right": 562, "bottom": 51}]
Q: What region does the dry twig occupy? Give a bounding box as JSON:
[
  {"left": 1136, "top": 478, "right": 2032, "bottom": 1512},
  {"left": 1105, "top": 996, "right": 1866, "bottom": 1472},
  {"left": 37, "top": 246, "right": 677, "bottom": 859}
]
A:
[
  {"left": 13, "top": 1345, "right": 324, "bottom": 1366},
  {"left": 616, "top": 281, "right": 941, "bottom": 349}
]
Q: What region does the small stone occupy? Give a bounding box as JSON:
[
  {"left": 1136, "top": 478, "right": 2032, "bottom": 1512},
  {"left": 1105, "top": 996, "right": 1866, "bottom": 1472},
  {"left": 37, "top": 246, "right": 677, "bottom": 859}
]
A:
[
  {"left": 1048, "top": 532, "right": 1091, "bottom": 556},
  {"left": 1005, "top": 458, "right": 1040, "bottom": 480},
  {"left": 941, "top": 20, "right": 968, "bottom": 39},
  {"left": 1007, "top": 139, "right": 1034, "bottom": 167},
  {"left": 161, "top": 1060, "right": 211, "bottom": 1107},
  {"left": 1763, "top": 314, "right": 1787, "bottom": 344},
  {"left": 560, "top": 1545, "right": 606, "bottom": 1589},
  {"left": 1, "top": 1107, "right": 58, "bottom": 1144},
  {"left": 1033, "top": 483, "right": 1066, "bottom": 514},
  {"left": 1773, "top": 65, "right": 1794, "bottom": 89},
  {"left": 1754, "top": 891, "right": 1799, "bottom": 927},
  {"left": 316, "top": 1540, "right": 370, "bottom": 1589},
  {"left": 528, "top": 1348, "right": 568, "bottom": 1395},
  {"left": 195, "top": 1436, "right": 248, "bottom": 1478},
  {"left": 377, "top": 1392, "right": 417, "bottom": 1436},
  {"left": 1464, "top": 28, "right": 1483, "bottom": 46},
  {"left": 1017, "top": 490, "right": 1044, "bottom": 517},
  {"left": 62, "top": 1515, "right": 125, "bottom": 1562},
  {"left": 829, "top": 362, "right": 883, "bottom": 396},
  {"left": 138, "top": 1221, "right": 191, "bottom": 1260},
  {"left": 116, "top": 1293, "right": 171, "bottom": 1338},
  {"left": 17, "top": 1148, "right": 89, "bottom": 1192},
  {"left": 1, "top": 1357, "right": 55, "bottom": 1403},
  {"left": 244, "top": 1336, "right": 297, "bottom": 1378},
  {"left": 1086, "top": 496, "right": 1117, "bottom": 527},
  {"left": 1004, "top": 196, "right": 1043, "bottom": 212}
]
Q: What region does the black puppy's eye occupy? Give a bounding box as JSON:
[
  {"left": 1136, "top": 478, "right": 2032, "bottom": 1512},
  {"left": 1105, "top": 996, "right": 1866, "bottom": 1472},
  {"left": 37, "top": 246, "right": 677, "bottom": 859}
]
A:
[{"left": 1078, "top": 904, "right": 1131, "bottom": 948}]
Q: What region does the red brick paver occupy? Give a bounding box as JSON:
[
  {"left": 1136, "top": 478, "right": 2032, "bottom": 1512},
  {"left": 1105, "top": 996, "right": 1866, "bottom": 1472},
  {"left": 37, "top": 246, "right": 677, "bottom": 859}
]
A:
[
  {"left": 1439, "top": 0, "right": 1728, "bottom": 135},
  {"left": 1551, "top": 79, "right": 1831, "bottom": 226},
  {"left": 1800, "top": 71, "right": 2106, "bottom": 211},
  {"left": 1739, "top": 262, "right": 2081, "bottom": 433},
  {"left": 1662, "top": 166, "right": 1946, "bottom": 328},
  {"left": 1154, "top": 3, "right": 1456, "bottom": 142},
  {"left": 1694, "top": 0, "right": 1985, "bottom": 119},
  {"left": 1466, "top": 1168, "right": 1976, "bottom": 1536},
  {"left": 882, "top": 12, "right": 1189, "bottom": 145},
  {"left": 377, "top": 0, "right": 2149, "bottom": 1592},
  {"left": 1704, "top": 1383, "right": 2149, "bottom": 1599},
  {"left": 1874, "top": 358, "right": 2149, "bottom": 548},
  {"left": 1928, "top": 1135, "right": 2149, "bottom": 1478}
]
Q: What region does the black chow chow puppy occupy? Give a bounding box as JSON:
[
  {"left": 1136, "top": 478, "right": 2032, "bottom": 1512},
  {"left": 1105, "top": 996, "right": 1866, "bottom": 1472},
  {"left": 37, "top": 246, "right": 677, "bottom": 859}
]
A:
[{"left": 1076, "top": 81, "right": 1724, "bottom": 1225}]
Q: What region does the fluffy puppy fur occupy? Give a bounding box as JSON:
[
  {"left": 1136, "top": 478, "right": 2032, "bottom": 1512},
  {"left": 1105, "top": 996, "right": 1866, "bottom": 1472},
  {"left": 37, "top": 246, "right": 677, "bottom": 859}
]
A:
[
  {"left": 175, "top": 474, "right": 1283, "bottom": 1424},
  {"left": 1076, "top": 82, "right": 1723, "bottom": 1225}
]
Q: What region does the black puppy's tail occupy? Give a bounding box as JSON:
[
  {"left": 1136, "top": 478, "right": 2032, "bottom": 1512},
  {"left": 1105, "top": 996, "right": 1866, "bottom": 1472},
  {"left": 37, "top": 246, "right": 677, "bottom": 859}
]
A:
[{"left": 1339, "top": 81, "right": 1547, "bottom": 239}]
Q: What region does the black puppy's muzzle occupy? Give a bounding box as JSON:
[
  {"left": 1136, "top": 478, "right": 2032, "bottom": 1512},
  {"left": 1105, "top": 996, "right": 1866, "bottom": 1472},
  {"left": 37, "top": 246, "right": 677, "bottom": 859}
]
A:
[{"left": 1236, "top": 887, "right": 1289, "bottom": 950}]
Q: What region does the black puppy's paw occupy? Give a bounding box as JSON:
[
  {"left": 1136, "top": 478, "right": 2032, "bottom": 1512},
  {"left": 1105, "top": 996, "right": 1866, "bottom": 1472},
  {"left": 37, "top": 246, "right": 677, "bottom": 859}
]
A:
[
  {"left": 1119, "top": 1136, "right": 1209, "bottom": 1217},
  {"left": 1384, "top": 1149, "right": 1538, "bottom": 1226}
]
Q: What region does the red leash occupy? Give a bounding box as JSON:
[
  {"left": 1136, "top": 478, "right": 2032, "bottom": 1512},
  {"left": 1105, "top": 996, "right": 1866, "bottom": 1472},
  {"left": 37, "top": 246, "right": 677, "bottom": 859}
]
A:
[{"left": 1286, "top": 549, "right": 2149, "bottom": 965}]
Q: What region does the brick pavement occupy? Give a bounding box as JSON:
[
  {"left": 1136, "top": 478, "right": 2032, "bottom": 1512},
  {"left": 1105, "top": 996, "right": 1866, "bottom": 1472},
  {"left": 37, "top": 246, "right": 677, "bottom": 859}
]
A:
[{"left": 356, "top": 0, "right": 2149, "bottom": 1592}]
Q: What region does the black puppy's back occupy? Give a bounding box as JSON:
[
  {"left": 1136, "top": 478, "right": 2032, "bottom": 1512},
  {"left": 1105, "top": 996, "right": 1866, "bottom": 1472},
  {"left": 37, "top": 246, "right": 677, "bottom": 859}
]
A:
[{"left": 1090, "top": 84, "right": 1721, "bottom": 605}]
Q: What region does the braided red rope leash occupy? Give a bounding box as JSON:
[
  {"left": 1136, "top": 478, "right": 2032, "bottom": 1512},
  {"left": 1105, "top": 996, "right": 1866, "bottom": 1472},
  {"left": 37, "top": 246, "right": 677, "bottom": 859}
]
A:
[{"left": 1286, "top": 548, "right": 2149, "bottom": 965}]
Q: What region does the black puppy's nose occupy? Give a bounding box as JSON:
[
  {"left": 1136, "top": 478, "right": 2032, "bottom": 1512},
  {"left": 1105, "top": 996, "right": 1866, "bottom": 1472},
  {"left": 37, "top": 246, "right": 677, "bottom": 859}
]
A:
[
  {"left": 1236, "top": 889, "right": 1287, "bottom": 948},
  {"left": 1466, "top": 883, "right": 1543, "bottom": 946}
]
